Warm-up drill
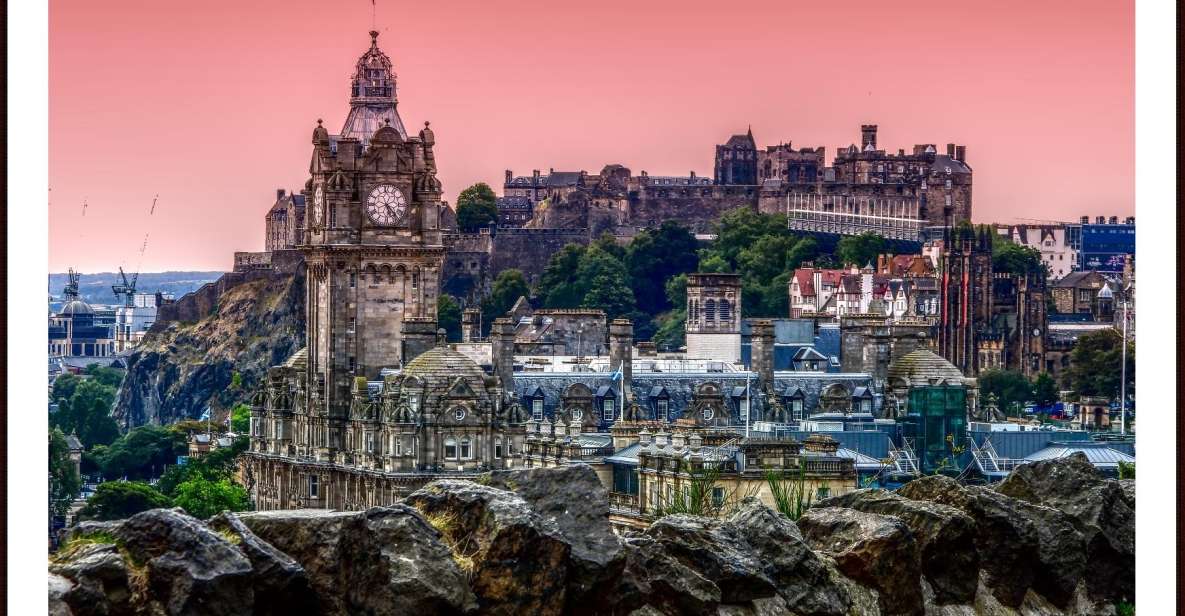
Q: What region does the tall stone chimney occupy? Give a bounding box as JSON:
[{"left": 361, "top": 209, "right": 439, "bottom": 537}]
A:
[
  {"left": 504, "top": 169, "right": 513, "bottom": 185},
  {"left": 461, "top": 308, "right": 481, "bottom": 342},
  {"left": 861, "top": 125, "right": 877, "bottom": 150},
  {"left": 400, "top": 318, "right": 438, "bottom": 367},
  {"left": 276, "top": 188, "right": 286, "bottom": 200},
  {"left": 609, "top": 319, "right": 633, "bottom": 403},
  {"left": 749, "top": 319, "right": 775, "bottom": 392},
  {"left": 490, "top": 317, "right": 517, "bottom": 395}
]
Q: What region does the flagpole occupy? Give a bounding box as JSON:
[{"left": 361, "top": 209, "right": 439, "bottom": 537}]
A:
[
  {"left": 745, "top": 372, "right": 751, "bottom": 439},
  {"left": 1119, "top": 300, "right": 1127, "bottom": 436}
]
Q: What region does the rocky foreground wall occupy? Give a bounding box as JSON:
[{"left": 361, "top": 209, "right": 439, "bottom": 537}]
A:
[{"left": 48, "top": 454, "right": 1133, "bottom": 616}]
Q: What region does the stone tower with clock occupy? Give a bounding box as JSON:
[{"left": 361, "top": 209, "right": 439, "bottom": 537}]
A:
[{"left": 301, "top": 31, "right": 445, "bottom": 456}]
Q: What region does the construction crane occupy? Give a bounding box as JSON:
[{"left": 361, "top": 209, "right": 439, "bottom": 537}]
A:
[
  {"left": 111, "top": 266, "right": 139, "bottom": 308},
  {"left": 63, "top": 268, "right": 81, "bottom": 301}
]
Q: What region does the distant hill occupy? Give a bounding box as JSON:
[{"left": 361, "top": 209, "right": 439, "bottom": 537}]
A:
[{"left": 47, "top": 271, "right": 225, "bottom": 306}]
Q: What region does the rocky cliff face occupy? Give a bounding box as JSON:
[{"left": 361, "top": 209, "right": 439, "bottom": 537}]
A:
[
  {"left": 112, "top": 271, "right": 305, "bottom": 428},
  {"left": 49, "top": 455, "right": 1133, "bottom": 616}
]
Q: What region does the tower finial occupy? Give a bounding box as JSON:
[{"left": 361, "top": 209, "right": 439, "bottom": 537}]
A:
[{"left": 369, "top": 30, "right": 379, "bottom": 46}]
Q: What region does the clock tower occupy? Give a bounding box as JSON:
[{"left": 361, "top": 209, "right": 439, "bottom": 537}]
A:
[{"left": 301, "top": 31, "right": 445, "bottom": 455}]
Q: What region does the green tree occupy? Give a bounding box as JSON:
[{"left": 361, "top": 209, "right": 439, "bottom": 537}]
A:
[
  {"left": 481, "top": 269, "right": 531, "bottom": 330},
  {"left": 1066, "top": 328, "right": 1134, "bottom": 400},
  {"left": 84, "top": 363, "right": 125, "bottom": 389},
  {"left": 978, "top": 369, "right": 1034, "bottom": 417},
  {"left": 54, "top": 379, "right": 120, "bottom": 449},
  {"left": 625, "top": 221, "right": 699, "bottom": 316},
  {"left": 52, "top": 373, "right": 82, "bottom": 404},
  {"left": 157, "top": 437, "right": 248, "bottom": 498},
  {"left": 49, "top": 429, "right": 82, "bottom": 517},
  {"left": 93, "top": 425, "right": 186, "bottom": 481},
  {"left": 437, "top": 294, "right": 463, "bottom": 342},
  {"left": 230, "top": 371, "right": 243, "bottom": 392},
  {"left": 76, "top": 481, "right": 172, "bottom": 521},
  {"left": 1031, "top": 372, "right": 1060, "bottom": 408},
  {"left": 230, "top": 404, "right": 251, "bottom": 434},
  {"left": 707, "top": 209, "right": 791, "bottom": 268},
  {"left": 576, "top": 245, "right": 637, "bottom": 320},
  {"left": 172, "top": 478, "right": 250, "bottom": 520},
  {"left": 835, "top": 232, "right": 887, "bottom": 268},
  {"left": 455, "top": 183, "right": 499, "bottom": 232},
  {"left": 698, "top": 253, "right": 732, "bottom": 273},
  {"left": 537, "top": 243, "right": 588, "bottom": 309},
  {"left": 993, "top": 242, "right": 1045, "bottom": 277}
]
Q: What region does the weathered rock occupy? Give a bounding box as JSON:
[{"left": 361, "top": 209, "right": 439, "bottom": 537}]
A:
[
  {"left": 615, "top": 514, "right": 777, "bottom": 615},
  {"left": 1117, "top": 479, "right": 1135, "bottom": 510},
  {"left": 238, "top": 506, "right": 476, "bottom": 615},
  {"left": 818, "top": 489, "right": 978, "bottom": 604},
  {"left": 798, "top": 507, "right": 923, "bottom": 616},
  {"left": 111, "top": 508, "right": 255, "bottom": 616},
  {"left": 898, "top": 474, "right": 1087, "bottom": 609},
  {"left": 899, "top": 476, "right": 1034, "bottom": 608},
  {"left": 726, "top": 498, "right": 851, "bottom": 616},
  {"left": 48, "top": 573, "right": 75, "bottom": 616},
  {"left": 995, "top": 454, "right": 1134, "bottom": 602},
  {"left": 49, "top": 542, "right": 135, "bottom": 616},
  {"left": 207, "top": 512, "right": 317, "bottom": 616},
  {"left": 406, "top": 479, "right": 570, "bottom": 616},
  {"left": 480, "top": 464, "right": 624, "bottom": 614}
]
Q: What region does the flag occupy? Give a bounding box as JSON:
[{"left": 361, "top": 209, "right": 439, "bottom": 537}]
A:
[
  {"left": 610, "top": 366, "right": 622, "bottom": 382},
  {"left": 199, "top": 407, "right": 211, "bottom": 421}
]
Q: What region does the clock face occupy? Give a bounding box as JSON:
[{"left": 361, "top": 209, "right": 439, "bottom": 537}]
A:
[
  {"left": 312, "top": 185, "right": 324, "bottom": 226},
  {"left": 366, "top": 184, "right": 407, "bottom": 226},
  {"left": 571, "top": 409, "right": 583, "bottom": 422}
]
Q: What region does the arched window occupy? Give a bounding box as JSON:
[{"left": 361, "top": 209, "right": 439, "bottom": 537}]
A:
[
  {"left": 718, "top": 299, "right": 731, "bottom": 322},
  {"left": 444, "top": 437, "right": 458, "bottom": 460},
  {"left": 704, "top": 299, "right": 717, "bottom": 322}
]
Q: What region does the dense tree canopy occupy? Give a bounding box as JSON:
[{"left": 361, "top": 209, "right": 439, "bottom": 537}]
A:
[
  {"left": 480, "top": 269, "right": 531, "bottom": 333},
  {"left": 624, "top": 222, "right": 699, "bottom": 316},
  {"left": 437, "top": 294, "right": 463, "bottom": 342},
  {"left": 77, "top": 481, "right": 172, "bottom": 521},
  {"left": 90, "top": 425, "right": 186, "bottom": 481},
  {"left": 52, "top": 378, "right": 121, "bottom": 449},
  {"left": 455, "top": 183, "right": 499, "bottom": 232},
  {"left": 835, "top": 233, "right": 887, "bottom": 269},
  {"left": 1066, "top": 328, "right": 1134, "bottom": 400},
  {"left": 230, "top": 404, "right": 251, "bottom": 434},
  {"left": 993, "top": 242, "right": 1046, "bottom": 277},
  {"left": 50, "top": 428, "right": 82, "bottom": 517},
  {"left": 173, "top": 478, "right": 250, "bottom": 520},
  {"left": 978, "top": 369, "right": 1034, "bottom": 417},
  {"left": 1031, "top": 372, "right": 1060, "bottom": 407}
]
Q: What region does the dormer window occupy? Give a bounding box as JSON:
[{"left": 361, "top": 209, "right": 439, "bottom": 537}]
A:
[
  {"left": 603, "top": 398, "right": 616, "bottom": 422},
  {"left": 531, "top": 398, "right": 543, "bottom": 421},
  {"left": 656, "top": 398, "right": 669, "bottom": 421}
]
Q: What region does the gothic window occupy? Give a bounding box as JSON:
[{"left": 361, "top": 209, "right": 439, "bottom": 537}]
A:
[
  {"left": 460, "top": 438, "right": 472, "bottom": 459},
  {"left": 705, "top": 299, "right": 717, "bottom": 322},
  {"left": 308, "top": 475, "right": 319, "bottom": 498},
  {"left": 444, "top": 437, "right": 458, "bottom": 460},
  {"left": 718, "top": 299, "right": 731, "bottom": 323}
]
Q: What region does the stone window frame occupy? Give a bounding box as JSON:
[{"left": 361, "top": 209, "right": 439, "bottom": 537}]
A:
[
  {"left": 444, "top": 437, "right": 458, "bottom": 460},
  {"left": 459, "top": 437, "right": 472, "bottom": 460},
  {"left": 531, "top": 398, "right": 544, "bottom": 421},
  {"left": 602, "top": 398, "right": 616, "bottom": 422},
  {"left": 308, "top": 475, "right": 319, "bottom": 499}
]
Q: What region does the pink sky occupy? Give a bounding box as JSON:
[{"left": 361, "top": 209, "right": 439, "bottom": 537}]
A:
[{"left": 49, "top": 0, "right": 1133, "bottom": 272}]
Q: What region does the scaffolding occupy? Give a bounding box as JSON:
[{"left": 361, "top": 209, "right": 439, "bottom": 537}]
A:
[
  {"left": 968, "top": 437, "right": 1024, "bottom": 480},
  {"left": 786, "top": 193, "right": 924, "bottom": 241},
  {"left": 887, "top": 438, "right": 921, "bottom": 477}
]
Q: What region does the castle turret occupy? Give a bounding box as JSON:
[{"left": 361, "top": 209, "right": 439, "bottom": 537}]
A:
[{"left": 861, "top": 124, "right": 878, "bottom": 150}]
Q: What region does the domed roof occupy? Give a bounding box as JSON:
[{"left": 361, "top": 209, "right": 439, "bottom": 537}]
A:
[
  {"left": 59, "top": 299, "right": 94, "bottom": 316},
  {"left": 403, "top": 346, "right": 487, "bottom": 383},
  {"left": 886, "top": 349, "right": 966, "bottom": 388}
]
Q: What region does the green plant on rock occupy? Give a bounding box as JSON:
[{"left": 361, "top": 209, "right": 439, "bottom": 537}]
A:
[{"left": 766, "top": 464, "right": 814, "bottom": 521}]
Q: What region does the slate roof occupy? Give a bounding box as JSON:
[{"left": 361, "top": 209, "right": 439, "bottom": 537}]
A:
[
  {"left": 930, "top": 154, "right": 971, "bottom": 175},
  {"left": 546, "top": 172, "right": 583, "bottom": 187},
  {"left": 1024, "top": 441, "right": 1134, "bottom": 467}
]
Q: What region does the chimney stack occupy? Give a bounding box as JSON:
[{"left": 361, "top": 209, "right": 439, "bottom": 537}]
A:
[
  {"left": 461, "top": 308, "right": 481, "bottom": 342},
  {"left": 1080, "top": 216, "right": 1090, "bottom": 224},
  {"left": 277, "top": 188, "right": 286, "bottom": 200},
  {"left": 955, "top": 145, "right": 966, "bottom": 162},
  {"left": 504, "top": 169, "right": 513, "bottom": 185},
  {"left": 946, "top": 143, "right": 956, "bottom": 158},
  {"left": 490, "top": 317, "right": 517, "bottom": 395},
  {"left": 609, "top": 319, "right": 634, "bottom": 402},
  {"left": 749, "top": 319, "right": 775, "bottom": 392}
]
